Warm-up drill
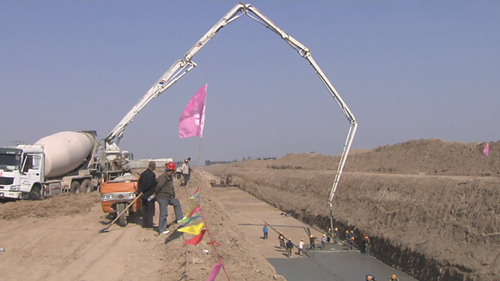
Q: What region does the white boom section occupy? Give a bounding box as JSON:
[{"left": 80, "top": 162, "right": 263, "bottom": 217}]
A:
[{"left": 104, "top": 3, "right": 357, "bottom": 216}]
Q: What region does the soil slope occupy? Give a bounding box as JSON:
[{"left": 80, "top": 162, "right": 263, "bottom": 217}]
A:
[{"left": 203, "top": 139, "right": 500, "bottom": 281}]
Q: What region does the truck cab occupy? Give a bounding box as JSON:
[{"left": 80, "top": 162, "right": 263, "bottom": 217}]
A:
[{"left": 0, "top": 146, "right": 45, "bottom": 200}]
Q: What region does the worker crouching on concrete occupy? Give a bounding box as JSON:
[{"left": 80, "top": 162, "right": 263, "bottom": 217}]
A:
[{"left": 156, "top": 162, "right": 183, "bottom": 235}]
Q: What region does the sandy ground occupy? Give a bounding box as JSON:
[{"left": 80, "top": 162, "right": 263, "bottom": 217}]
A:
[{"left": 0, "top": 172, "right": 284, "bottom": 281}]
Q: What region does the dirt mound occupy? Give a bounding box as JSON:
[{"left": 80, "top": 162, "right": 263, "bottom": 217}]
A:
[
  {"left": 264, "top": 139, "right": 499, "bottom": 176},
  {"left": 0, "top": 192, "right": 101, "bottom": 220},
  {"left": 203, "top": 139, "right": 500, "bottom": 281}
]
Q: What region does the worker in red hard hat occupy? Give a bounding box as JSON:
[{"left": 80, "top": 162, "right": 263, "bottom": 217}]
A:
[{"left": 155, "top": 162, "right": 183, "bottom": 235}]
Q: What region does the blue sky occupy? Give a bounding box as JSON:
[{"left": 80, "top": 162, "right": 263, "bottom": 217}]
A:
[{"left": 1, "top": 1, "right": 498, "bottom": 163}]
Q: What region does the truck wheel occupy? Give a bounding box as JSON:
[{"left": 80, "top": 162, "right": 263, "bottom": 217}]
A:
[
  {"left": 116, "top": 203, "right": 128, "bottom": 227},
  {"left": 29, "top": 186, "right": 42, "bottom": 200},
  {"left": 70, "top": 181, "right": 81, "bottom": 194},
  {"left": 80, "top": 179, "right": 92, "bottom": 193}
]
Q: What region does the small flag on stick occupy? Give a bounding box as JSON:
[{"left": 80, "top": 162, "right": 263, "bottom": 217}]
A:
[
  {"left": 482, "top": 143, "right": 490, "bottom": 156},
  {"left": 177, "top": 222, "right": 205, "bottom": 235},
  {"left": 184, "top": 229, "right": 207, "bottom": 245},
  {"left": 206, "top": 261, "right": 223, "bottom": 281}
]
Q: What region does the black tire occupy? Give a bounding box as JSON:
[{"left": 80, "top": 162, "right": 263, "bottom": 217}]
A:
[
  {"left": 29, "top": 185, "right": 42, "bottom": 200},
  {"left": 116, "top": 203, "right": 128, "bottom": 227},
  {"left": 70, "top": 181, "right": 81, "bottom": 194},
  {"left": 80, "top": 179, "right": 92, "bottom": 194}
]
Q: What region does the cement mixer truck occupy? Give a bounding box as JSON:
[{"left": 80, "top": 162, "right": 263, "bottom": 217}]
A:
[{"left": 0, "top": 131, "right": 125, "bottom": 200}]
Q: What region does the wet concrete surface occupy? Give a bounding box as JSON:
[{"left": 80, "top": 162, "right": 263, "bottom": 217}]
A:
[
  {"left": 206, "top": 178, "right": 419, "bottom": 281},
  {"left": 269, "top": 249, "right": 418, "bottom": 281}
]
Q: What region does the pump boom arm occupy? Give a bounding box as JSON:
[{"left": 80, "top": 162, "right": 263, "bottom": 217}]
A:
[{"left": 104, "top": 3, "right": 357, "bottom": 226}]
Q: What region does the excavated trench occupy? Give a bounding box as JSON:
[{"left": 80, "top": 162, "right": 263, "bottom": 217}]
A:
[{"left": 203, "top": 165, "right": 500, "bottom": 281}]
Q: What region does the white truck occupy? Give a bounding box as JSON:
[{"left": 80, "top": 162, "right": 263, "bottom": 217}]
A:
[{"left": 0, "top": 131, "right": 129, "bottom": 200}]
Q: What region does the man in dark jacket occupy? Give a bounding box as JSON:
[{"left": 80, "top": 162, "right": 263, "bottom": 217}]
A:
[
  {"left": 286, "top": 238, "right": 294, "bottom": 258},
  {"left": 156, "top": 162, "right": 183, "bottom": 235},
  {"left": 308, "top": 234, "right": 317, "bottom": 250},
  {"left": 138, "top": 161, "right": 157, "bottom": 229}
]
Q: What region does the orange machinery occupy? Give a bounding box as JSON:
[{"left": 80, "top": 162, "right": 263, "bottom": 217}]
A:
[{"left": 100, "top": 174, "right": 142, "bottom": 226}]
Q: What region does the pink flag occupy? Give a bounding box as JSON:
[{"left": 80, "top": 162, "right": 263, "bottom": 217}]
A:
[
  {"left": 482, "top": 143, "right": 490, "bottom": 156},
  {"left": 206, "top": 261, "right": 222, "bottom": 281},
  {"left": 179, "top": 84, "right": 207, "bottom": 138},
  {"left": 191, "top": 205, "right": 201, "bottom": 217}
]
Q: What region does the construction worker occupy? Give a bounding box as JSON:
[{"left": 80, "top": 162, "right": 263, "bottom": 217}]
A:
[
  {"left": 278, "top": 232, "right": 285, "bottom": 248},
  {"left": 298, "top": 239, "right": 305, "bottom": 255},
  {"left": 112, "top": 155, "right": 129, "bottom": 171},
  {"left": 286, "top": 238, "right": 294, "bottom": 258},
  {"left": 363, "top": 235, "right": 372, "bottom": 255},
  {"left": 180, "top": 159, "right": 192, "bottom": 186},
  {"left": 388, "top": 274, "right": 399, "bottom": 281},
  {"left": 308, "top": 234, "right": 317, "bottom": 250},
  {"left": 321, "top": 233, "right": 327, "bottom": 250},
  {"left": 334, "top": 228, "right": 340, "bottom": 244},
  {"left": 345, "top": 230, "right": 350, "bottom": 241},
  {"left": 347, "top": 236, "right": 356, "bottom": 250},
  {"left": 155, "top": 162, "right": 183, "bottom": 235},
  {"left": 138, "top": 161, "right": 157, "bottom": 229},
  {"left": 326, "top": 228, "right": 332, "bottom": 243},
  {"left": 263, "top": 224, "right": 269, "bottom": 239},
  {"left": 366, "top": 274, "right": 376, "bottom": 281}
]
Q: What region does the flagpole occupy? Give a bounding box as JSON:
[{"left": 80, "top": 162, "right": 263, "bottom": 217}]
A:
[{"left": 198, "top": 137, "right": 203, "bottom": 168}]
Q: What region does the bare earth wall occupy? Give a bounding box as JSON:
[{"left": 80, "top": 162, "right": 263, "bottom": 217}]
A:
[{"left": 203, "top": 139, "right": 500, "bottom": 281}]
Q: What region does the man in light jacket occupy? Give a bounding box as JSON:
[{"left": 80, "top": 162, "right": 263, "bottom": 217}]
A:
[{"left": 180, "top": 159, "right": 192, "bottom": 186}]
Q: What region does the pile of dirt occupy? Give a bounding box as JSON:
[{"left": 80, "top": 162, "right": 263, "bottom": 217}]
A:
[
  {"left": 203, "top": 139, "right": 500, "bottom": 281},
  {"left": 0, "top": 192, "right": 101, "bottom": 220},
  {"left": 267, "top": 139, "right": 499, "bottom": 176}
]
